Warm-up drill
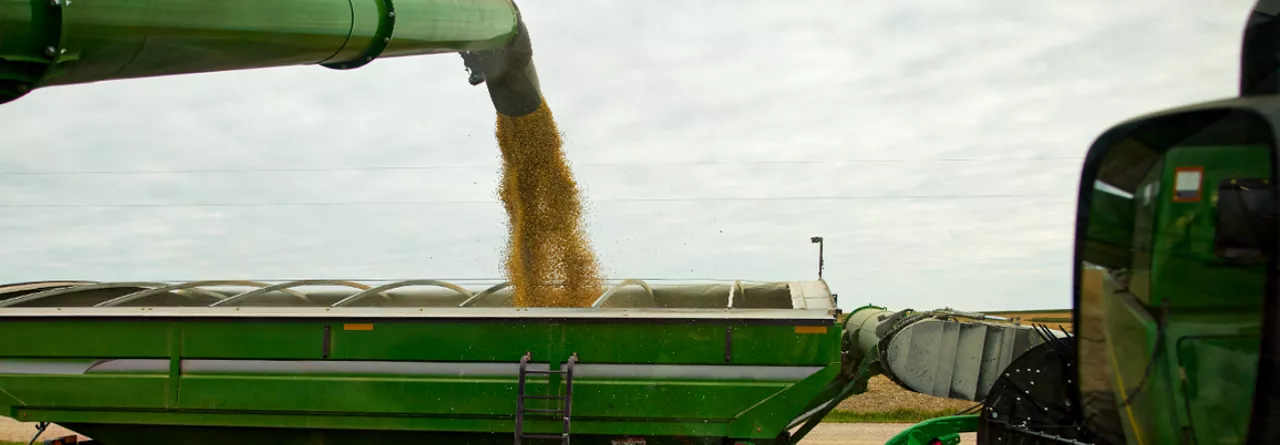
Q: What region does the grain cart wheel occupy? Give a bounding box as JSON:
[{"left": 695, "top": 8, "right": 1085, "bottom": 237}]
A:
[{"left": 1079, "top": 389, "right": 1126, "bottom": 445}]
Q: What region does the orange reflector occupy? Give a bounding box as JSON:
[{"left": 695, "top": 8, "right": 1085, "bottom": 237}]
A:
[
  {"left": 1172, "top": 166, "right": 1204, "bottom": 202},
  {"left": 343, "top": 323, "right": 374, "bottom": 331},
  {"left": 795, "top": 326, "right": 827, "bottom": 334}
]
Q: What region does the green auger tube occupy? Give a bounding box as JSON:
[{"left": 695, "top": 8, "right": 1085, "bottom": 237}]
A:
[{"left": 0, "top": 0, "right": 534, "bottom": 106}]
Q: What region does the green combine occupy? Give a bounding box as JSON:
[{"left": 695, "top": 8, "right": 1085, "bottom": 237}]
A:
[
  {"left": 1044, "top": 0, "right": 1280, "bottom": 442},
  {"left": 2, "top": 0, "right": 1279, "bottom": 444},
  {"left": 887, "top": 1, "right": 1280, "bottom": 443}
]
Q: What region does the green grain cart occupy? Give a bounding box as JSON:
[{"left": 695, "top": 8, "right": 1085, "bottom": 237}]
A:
[
  {"left": 0, "top": 279, "right": 1057, "bottom": 445},
  {"left": 0, "top": 279, "right": 847, "bottom": 445}
]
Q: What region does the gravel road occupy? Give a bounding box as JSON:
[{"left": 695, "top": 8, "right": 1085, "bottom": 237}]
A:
[
  {"left": 1, "top": 417, "right": 977, "bottom": 444},
  {"left": 796, "top": 423, "right": 976, "bottom": 444}
]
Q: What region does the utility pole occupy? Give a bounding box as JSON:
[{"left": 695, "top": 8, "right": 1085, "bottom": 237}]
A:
[{"left": 810, "top": 236, "right": 824, "bottom": 279}]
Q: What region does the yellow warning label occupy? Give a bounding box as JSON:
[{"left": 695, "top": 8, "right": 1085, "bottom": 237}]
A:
[
  {"left": 343, "top": 323, "right": 374, "bottom": 331},
  {"left": 795, "top": 326, "right": 828, "bottom": 334}
]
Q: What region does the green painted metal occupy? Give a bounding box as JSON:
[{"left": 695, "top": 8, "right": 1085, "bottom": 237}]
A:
[
  {"left": 884, "top": 414, "right": 978, "bottom": 445},
  {"left": 840, "top": 305, "right": 890, "bottom": 368},
  {"left": 0, "top": 305, "right": 849, "bottom": 444},
  {"left": 1074, "top": 100, "right": 1277, "bottom": 443},
  {"left": 1083, "top": 189, "right": 1136, "bottom": 270},
  {"left": 0, "top": 320, "right": 170, "bottom": 357},
  {"left": 0, "top": 0, "right": 521, "bottom": 104},
  {"left": 1080, "top": 142, "right": 1271, "bottom": 444},
  {"left": 788, "top": 343, "right": 882, "bottom": 443},
  {"left": 1068, "top": 9, "right": 1280, "bottom": 444},
  {"left": 0, "top": 319, "right": 839, "bottom": 366},
  {"left": 53, "top": 422, "right": 755, "bottom": 445},
  {"left": 1146, "top": 146, "right": 1271, "bottom": 309}
]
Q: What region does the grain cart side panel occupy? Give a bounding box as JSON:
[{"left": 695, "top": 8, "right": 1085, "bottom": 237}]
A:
[{"left": 0, "top": 279, "right": 844, "bottom": 444}]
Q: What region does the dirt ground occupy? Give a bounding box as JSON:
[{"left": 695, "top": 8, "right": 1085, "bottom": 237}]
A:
[
  {"left": 838, "top": 375, "right": 975, "bottom": 413},
  {"left": 797, "top": 423, "right": 976, "bottom": 445},
  {"left": 981, "top": 309, "right": 1074, "bottom": 333},
  {"left": 0, "top": 417, "right": 976, "bottom": 445},
  {"left": 0, "top": 417, "right": 84, "bottom": 442}
]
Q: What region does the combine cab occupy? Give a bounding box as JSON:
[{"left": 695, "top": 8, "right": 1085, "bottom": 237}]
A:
[{"left": 972, "top": 1, "right": 1280, "bottom": 443}]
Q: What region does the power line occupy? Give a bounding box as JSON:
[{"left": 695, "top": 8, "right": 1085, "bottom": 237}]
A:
[
  {"left": 0, "top": 157, "right": 1084, "bottom": 176},
  {"left": 0, "top": 193, "right": 1073, "bottom": 208}
]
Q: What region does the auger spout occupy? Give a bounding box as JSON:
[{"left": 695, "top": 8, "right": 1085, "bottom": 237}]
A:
[
  {"left": 459, "top": 6, "right": 542, "bottom": 116},
  {"left": 839, "top": 306, "right": 1067, "bottom": 402},
  {"left": 0, "top": 0, "right": 527, "bottom": 104}
]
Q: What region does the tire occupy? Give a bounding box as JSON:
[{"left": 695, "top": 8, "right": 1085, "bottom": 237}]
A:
[{"left": 1080, "top": 389, "right": 1127, "bottom": 445}]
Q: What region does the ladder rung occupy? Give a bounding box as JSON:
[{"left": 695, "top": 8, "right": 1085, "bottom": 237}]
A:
[
  {"left": 521, "top": 434, "right": 567, "bottom": 440},
  {"left": 515, "top": 354, "right": 576, "bottom": 445}
]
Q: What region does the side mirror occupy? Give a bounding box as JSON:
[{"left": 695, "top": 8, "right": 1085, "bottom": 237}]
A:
[{"left": 1071, "top": 104, "right": 1279, "bottom": 445}]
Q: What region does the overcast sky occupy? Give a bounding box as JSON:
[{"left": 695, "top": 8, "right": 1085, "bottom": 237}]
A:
[{"left": 0, "top": 0, "right": 1259, "bottom": 311}]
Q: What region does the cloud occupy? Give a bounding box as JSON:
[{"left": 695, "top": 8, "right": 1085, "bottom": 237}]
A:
[{"left": 0, "top": 0, "right": 1259, "bottom": 311}]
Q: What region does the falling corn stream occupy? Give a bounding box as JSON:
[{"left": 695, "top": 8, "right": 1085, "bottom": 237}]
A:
[{"left": 495, "top": 100, "right": 605, "bottom": 307}]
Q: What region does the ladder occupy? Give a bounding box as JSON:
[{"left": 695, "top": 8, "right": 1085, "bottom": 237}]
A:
[{"left": 515, "top": 352, "right": 577, "bottom": 445}]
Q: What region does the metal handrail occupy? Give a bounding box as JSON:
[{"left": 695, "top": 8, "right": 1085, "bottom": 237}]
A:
[
  {"left": 0, "top": 282, "right": 222, "bottom": 308},
  {"left": 332, "top": 279, "right": 473, "bottom": 307},
  {"left": 457, "top": 281, "right": 512, "bottom": 307},
  {"left": 590, "top": 279, "right": 654, "bottom": 308},
  {"left": 94, "top": 280, "right": 304, "bottom": 307},
  {"left": 562, "top": 352, "right": 577, "bottom": 443},
  {"left": 727, "top": 280, "right": 744, "bottom": 309},
  {"left": 0, "top": 278, "right": 799, "bottom": 309},
  {"left": 210, "top": 280, "right": 384, "bottom": 307},
  {"left": 0, "top": 281, "right": 94, "bottom": 295},
  {"left": 514, "top": 351, "right": 532, "bottom": 442}
]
